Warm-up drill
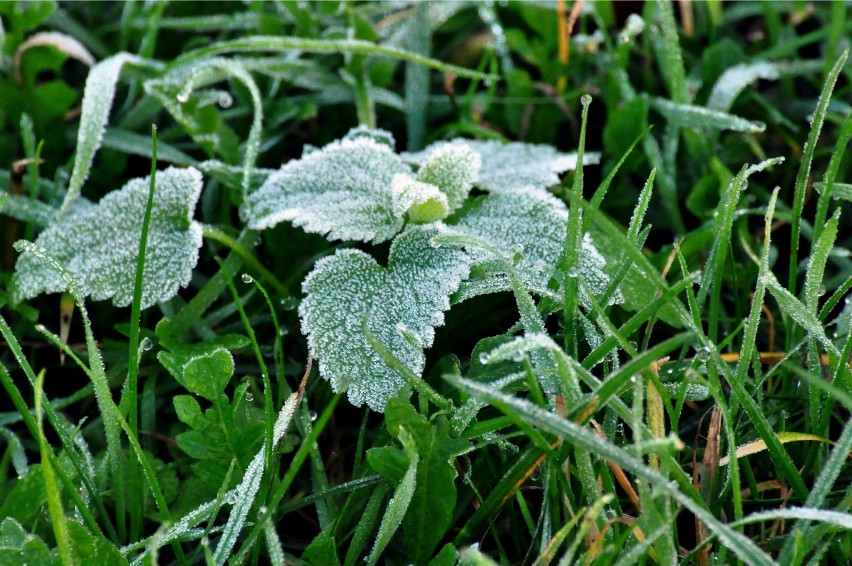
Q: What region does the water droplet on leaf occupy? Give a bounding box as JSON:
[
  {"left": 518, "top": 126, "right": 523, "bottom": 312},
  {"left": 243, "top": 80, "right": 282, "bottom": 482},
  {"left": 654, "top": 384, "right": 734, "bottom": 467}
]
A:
[
  {"left": 241, "top": 273, "right": 253, "bottom": 284},
  {"left": 479, "top": 353, "right": 491, "bottom": 365}
]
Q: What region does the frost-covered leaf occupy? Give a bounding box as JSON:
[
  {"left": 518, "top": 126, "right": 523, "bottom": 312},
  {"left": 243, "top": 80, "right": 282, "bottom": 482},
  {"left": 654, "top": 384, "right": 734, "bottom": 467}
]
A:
[
  {"left": 446, "top": 189, "right": 620, "bottom": 307},
  {"left": 647, "top": 96, "right": 766, "bottom": 132},
  {"left": 415, "top": 144, "right": 481, "bottom": 213},
  {"left": 391, "top": 174, "right": 449, "bottom": 223},
  {"left": 243, "top": 134, "right": 410, "bottom": 243},
  {"left": 405, "top": 140, "right": 599, "bottom": 193},
  {"left": 14, "top": 167, "right": 204, "bottom": 309},
  {"left": 707, "top": 60, "right": 822, "bottom": 112},
  {"left": 61, "top": 53, "right": 159, "bottom": 214},
  {"left": 300, "top": 225, "right": 470, "bottom": 411}
]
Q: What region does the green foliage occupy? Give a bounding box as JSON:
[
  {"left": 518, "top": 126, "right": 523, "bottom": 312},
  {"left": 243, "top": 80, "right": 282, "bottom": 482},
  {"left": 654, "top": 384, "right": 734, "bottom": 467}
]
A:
[{"left": 2, "top": 1, "right": 852, "bottom": 565}]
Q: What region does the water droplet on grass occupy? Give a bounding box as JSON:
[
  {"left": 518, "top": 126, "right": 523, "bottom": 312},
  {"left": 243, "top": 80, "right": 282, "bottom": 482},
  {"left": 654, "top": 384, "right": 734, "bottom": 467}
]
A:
[
  {"left": 280, "top": 296, "right": 298, "bottom": 311},
  {"left": 140, "top": 337, "right": 153, "bottom": 351},
  {"left": 241, "top": 273, "right": 253, "bottom": 284},
  {"left": 479, "top": 353, "right": 491, "bottom": 365}
]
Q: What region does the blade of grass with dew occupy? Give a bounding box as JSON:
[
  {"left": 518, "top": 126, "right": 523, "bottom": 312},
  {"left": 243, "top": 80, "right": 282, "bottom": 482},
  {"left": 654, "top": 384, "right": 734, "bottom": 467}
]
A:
[
  {"left": 60, "top": 53, "right": 162, "bottom": 215},
  {"left": 445, "top": 375, "right": 774, "bottom": 566},
  {"left": 725, "top": 188, "right": 810, "bottom": 500},
  {"left": 167, "top": 36, "right": 497, "bottom": 82},
  {"left": 586, "top": 127, "right": 652, "bottom": 224},
  {"left": 561, "top": 94, "right": 591, "bottom": 358},
  {"left": 786, "top": 49, "right": 848, "bottom": 311},
  {"left": 9, "top": 242, "right": 177, "bottom": 547},
  {"left": 212, "top": 392, "right": 301, "bottom": 564},
  {"left": 647, "top": 96, "right": 767, "bottom": 132},
  {"left": 122, "top": 125, "right": 158, "bottom": 541},
  {"left": 201, "top": 225, "right": 288, "bottom": 296},
  {"left": 813, "top": 113, "right": 852, "bottom": 243},
  {"left": 367, "top": 430, "right": 419, "bottom": 566},
  {"left": 34, "top": 370, "right": 75, "bottom": 566},
  {"left": 0, "top": 318, "right": 118, "bottom": 543}
]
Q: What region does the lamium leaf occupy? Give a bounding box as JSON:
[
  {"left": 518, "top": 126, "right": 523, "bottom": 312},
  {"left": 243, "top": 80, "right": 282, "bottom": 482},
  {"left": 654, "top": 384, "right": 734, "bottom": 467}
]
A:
[
  {"left": 405, "top": 140, "right": 600, "bottom": 193},
  {"left": 415, "top": 144, "right": 481, "bottom": 213},
  {"left": 243, "top": 134, "right": 410, "bottom": 243},
  {"left": 446, "top": 189, "right": 620, "bottom": 307},
  {"left": 391, "top": 174, "right": 449, "bottom": 224},
  {"left": 300, "top": 225, "right": 470, "bottom": 411},
  {"left": 13, "top": 167, "right": 204, "bottom": 309}
]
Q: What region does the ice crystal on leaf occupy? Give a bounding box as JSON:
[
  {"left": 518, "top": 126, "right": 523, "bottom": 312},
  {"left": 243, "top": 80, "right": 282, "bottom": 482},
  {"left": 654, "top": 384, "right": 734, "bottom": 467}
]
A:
[
  {"left": 13, "top": 167, "right": 203, "bottom": 309},
  {"left": 300, "top": 225, "right": 470, "bottom": 411},
  {"left": 243, "top": 135, "right": 410, "bottom": 243},
  {"left": 415, "top": 144, "right": 481, "bottom": 213},
  {"left": 405, "top": 139, "right": 600, "bottom": 193}
]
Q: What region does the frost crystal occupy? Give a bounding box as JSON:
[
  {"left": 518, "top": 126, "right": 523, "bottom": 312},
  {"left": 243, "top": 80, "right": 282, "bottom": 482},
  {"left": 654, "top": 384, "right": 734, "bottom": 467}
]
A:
[
  {"left": 405, "top": 139, "right": 599, "bottom": 193},
  {"left": 447, "top": 189, "right": 621, "bottom": 307},
  {"left": 300, "top": 225, "right": 470, "bottom": 411},
  {"left": 14, "top": 167, "right": 204, "bottom": 309},
  {"left": 243, "top": 135, "right": 410, "bottom": 243}
]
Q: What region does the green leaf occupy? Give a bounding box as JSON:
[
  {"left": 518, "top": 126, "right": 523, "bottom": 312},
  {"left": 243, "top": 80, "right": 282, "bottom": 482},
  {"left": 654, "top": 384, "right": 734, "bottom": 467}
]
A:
[
  {"left": 0, "top": 518, "right": 57, "bottom": 566},
  {"left": 66, "top": 520, "right": 126, "bottom": 565},
  {"left": 384, "top": 398, "right": 468, "bottom": 563},
  {"left": 406, "top": 140, "right": 599, "bottom": 193},
  {"left": 303, "top": 532, "right": 340, "bottom": 566},
  {"left": 244, "top": 131, "right": 410, "bottom": 243},
  {"left": 158, "top": 347, "right": 235, "bottom": 401},
  {"left": 300, "top": 225, "right": 470, "bottom": 411},
  {"left": 13, "top": 167, "right": 204, "bottom": 309}
]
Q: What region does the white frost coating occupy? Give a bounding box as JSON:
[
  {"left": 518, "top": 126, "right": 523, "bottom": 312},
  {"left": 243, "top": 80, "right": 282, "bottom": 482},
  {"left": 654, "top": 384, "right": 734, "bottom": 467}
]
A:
[
  {"left": 707, "top": 62, "right": 780, "bottom": 112},
  {"left": 243, "top": 135, "right": 411, "bottom": 243},
  {"left": 14, "top": 167, "right": 204, "bottom": 309},
  {"left": 648, "top": 96, "right": 766, "bottom": 133},
  {"left": 213, "top": 392, "right": 300, "bottom": 565},
  {"left": 405, "top": 139, "right": 600, "bottom": 193},
  {"left": 415, "top": 144, "right": 481, "bottom": 212},
  {"left": 446, "top": 189, "right": 622, "bottom": 307},
  {"left": 61, "top": 53, "right": 145, "bottom": 214},
  {"left": 390, "top": 174, "right": 449, "bottom": 222},
  {"left": 300, "top": 225, "right": 471, "bottom": 411}
]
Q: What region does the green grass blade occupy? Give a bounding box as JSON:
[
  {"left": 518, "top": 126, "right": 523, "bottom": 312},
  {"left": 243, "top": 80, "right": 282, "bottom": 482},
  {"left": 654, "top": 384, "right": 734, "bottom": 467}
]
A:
[
  {"left": 786, "top": 49, "right": 848, "bottom": 301},
  {"left": 167, "top": 36, "right": 497, "bottom": 81},
  {"left": 34, "top": 371, "right": 75, "bottom": 566},
  {"left": 648, "top": 97, "right": 766, "bottom": 132}
]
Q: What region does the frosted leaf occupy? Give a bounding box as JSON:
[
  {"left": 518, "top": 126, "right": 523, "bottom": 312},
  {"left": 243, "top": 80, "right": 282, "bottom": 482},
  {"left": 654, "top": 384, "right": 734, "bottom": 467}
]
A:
[
  {"left": 446, "top": 189, "right": 621, "bottom": 307},
  {"left": 707, "top": 60, "right": 822, "bottom": 112},
  {"left": 391, "top": 174, "right": 449, "bottom": 223},
  {"left": 300, "top": 225, "right": 470, "bottom": 411},
  {"left": 14, "top": 167, "right": 204, "bottom": 309},
  {"left": 415, "top": 144, "right": 481, "bottom": 213},
  {"left": 61, "top": 53, "right": 153, "bottom": 214},
  {"left": 243, "top": 135, "right": 411, "bottom": 243},
  {"left": 647, "top": 96, "right": 766, "bottom": 132},
  {"left": 405, "top": 140, "right": 600, "bottom": 193},
  {"left": 343, "top": 124, "right": 396, "bottom": 148}
]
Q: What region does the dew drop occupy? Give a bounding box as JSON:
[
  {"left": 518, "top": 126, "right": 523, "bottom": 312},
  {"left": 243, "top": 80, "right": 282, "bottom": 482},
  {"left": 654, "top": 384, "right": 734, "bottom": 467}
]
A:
[
  {"left": 279, "top": 327, "right": 290, "bottom": 337},
  {"left": 512, "top": 350, "right": 525, "bottom": 363},
  {"left": 479, "top": 353, "right": 491, "bottom": 365},
  {"left": 218, "top": 93, "right": 234, "bottom": 108},
  {"left": 140, "top": 337, "right": 153, "bottom": 351},
  {"left": 280, "top": 296, "right": 298, "bottom": 311},
  {"left": 309, "top": 410, "right": 318, "bottom": 422},
  {"left": 818, "top": 284, "right": 827, "bottom": 297},
  {"left": 245, "top": 392, "right": 255, "bottom": 402},
  {"left": 512, "top": 243, "right": 524, "bottom": 254},
  {"left": 176, "top": 93, "right": 189, "bottom": 104},
  {"left": 695, "top": 345, "right": 712, "bottom": 362},
  {"left": 34, "top": 324, "right": 46, "bottom": 333},
  {"left": 581, "top": 93, "right": 593, "bottom": 106},
  {"left": 241, "top": 273, "right": 253, "bottom": 284}
]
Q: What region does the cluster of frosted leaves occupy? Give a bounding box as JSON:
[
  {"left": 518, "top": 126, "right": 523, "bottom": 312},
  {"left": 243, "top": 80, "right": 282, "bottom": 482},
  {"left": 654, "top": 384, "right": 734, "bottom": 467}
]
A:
[
  {"left": 243, "top": 127, "right": 481, "bottom": 243},
  {"left": 300, "top": 225, "right": 470, "bottom": 411},
  {"left": 405, "top": 139, "right": 600, "bottom": 193},
  {"left": 13, "top": 167, "right": 203, "bottom": 309},
  {"left": 446, "top": 188, "right": 621, "bottom": 308}
]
